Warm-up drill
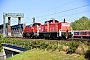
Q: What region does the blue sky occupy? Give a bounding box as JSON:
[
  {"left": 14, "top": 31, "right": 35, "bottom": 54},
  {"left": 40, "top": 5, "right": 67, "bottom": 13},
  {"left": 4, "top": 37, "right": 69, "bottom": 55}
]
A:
[{"left": 0, "top": 0, "right": 90, "bottom": 25}]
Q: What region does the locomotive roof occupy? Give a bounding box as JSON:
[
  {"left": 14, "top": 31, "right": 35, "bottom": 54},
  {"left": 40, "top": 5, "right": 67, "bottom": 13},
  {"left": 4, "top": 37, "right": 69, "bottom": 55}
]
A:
[
  {"left": 60, "top": 22, "right": 68, "bottom": 23},
  {"left": 33, "top": 22, "right": 41, "bottom": 24},
  {"left": 45, "top": 20, "right": 59, "bottom": 23},
  {"left": 25, "top": 22, "right": 41, "bottom": 27}
]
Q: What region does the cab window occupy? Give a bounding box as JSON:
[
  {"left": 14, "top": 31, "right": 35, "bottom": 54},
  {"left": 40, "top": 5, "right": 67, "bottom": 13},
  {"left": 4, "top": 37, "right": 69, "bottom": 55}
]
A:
[{"left": 33, "top": 23, "right": 41, "bottom": 26}]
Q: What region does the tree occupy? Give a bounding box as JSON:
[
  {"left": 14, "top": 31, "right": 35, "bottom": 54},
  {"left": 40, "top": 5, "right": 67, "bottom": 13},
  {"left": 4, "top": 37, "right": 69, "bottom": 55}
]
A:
[{"left": 70, "top": 16, "right": 90, "bottom": 30}]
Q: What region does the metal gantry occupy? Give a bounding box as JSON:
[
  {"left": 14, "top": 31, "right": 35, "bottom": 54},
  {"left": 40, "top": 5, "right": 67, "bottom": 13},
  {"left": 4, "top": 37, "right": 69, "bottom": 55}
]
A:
[{"left": 3, "top": 13, "right": 24, "bottom": 37}]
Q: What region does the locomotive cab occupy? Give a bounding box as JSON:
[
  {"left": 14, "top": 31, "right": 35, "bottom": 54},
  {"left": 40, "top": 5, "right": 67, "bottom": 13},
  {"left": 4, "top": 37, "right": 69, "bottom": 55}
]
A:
[{"left": 58, "top": 22, "right": 72, "bottom": 39}]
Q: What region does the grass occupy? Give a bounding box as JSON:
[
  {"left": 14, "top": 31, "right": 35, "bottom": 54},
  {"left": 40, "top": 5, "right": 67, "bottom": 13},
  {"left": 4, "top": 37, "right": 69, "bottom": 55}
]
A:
[{"left": 6, "top": 49, "right": 85, "bottom": 60}]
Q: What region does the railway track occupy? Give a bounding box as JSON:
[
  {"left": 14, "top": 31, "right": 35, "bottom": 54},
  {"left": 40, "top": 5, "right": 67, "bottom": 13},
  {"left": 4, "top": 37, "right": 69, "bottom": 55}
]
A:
[
  {"left": 68, "top": 38, "right": 90, "bottom": 44},
  {"left": 7, "top": 37, "right": 90, "bottom": 41},
  {"left": 8, "top": 37, "right": 90, "bottom": 44}
]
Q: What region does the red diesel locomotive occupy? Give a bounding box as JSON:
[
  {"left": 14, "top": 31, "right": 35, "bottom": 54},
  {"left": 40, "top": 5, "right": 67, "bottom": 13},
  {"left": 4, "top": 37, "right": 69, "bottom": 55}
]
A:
[
  {"left": 23, "top": 22, "right": 41, "bottom": 38},
  {"left": 23, "top": 19, "right": 72, "bottom": 39}
]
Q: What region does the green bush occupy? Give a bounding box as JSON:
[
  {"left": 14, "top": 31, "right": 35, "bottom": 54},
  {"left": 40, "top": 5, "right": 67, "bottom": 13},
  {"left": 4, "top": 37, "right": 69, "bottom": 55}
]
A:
[
  {"left": 66, "top": 40, "right": 79, "bottom": 54},
  {"left": 57, "top": 44, "right": 63, "bottom": 51},
  {"left": 0, "top": 38, "right": 89, "bottom": 56},
  {"left": 84, "top": 45, "right": 90, "bottom": 60},
  {"left": 62, "top": 45, "right": 69, "bottom": 52},
  {"left": 0, "top": 43, "right": 2, "bottom": 52},
  {"left": 75, "top": 43, "right": 89, "bottom": 55},
  {"left": 40, "top": 42, "right": 48, "bottom": 50},
  {"left": 51, "top": 45, "right": 57, "bottom": 51},
  {"left": 0, "top": 34, "right": 2, "bottom": 38},
  {"left": 0, "top": 38, "right": 3, "bottom": 52},
  {"left": 46, "top": 45, "right": 52, "bottom": 51}
]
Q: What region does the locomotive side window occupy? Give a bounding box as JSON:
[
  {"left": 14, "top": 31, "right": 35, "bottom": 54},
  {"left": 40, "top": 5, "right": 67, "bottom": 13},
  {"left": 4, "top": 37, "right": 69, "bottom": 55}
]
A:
[
  {"left": 80, "top": 32, "right": 86, "bottom": 35},
  {"left": 45, "top": 21, "right": 49, "bottom": 24},
  {"left": 83, "top": 32, "right": 86, "bottom": 35},
  {"left": 74, "top": 32, "right": 79, "bottom": 35}
]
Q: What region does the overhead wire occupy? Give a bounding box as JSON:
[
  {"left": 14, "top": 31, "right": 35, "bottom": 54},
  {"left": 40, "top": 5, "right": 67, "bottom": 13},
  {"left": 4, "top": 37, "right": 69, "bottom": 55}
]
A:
[
  {"left": 31, "top": 0, "right": 79, "bottom": 15},
  {"left": 25, "top": 1, "right": 90, "bottom": 24},
  {"left": 25, "top": 9, "right": 90, "bottom": 23},
  {"left": 37, "top": 4, "right": 90, "bottom": 18},
  {"left": 55, "top": 10, "right": 90, "bottom": 18},
  {"left": 57, "top": 10, "right": 90, "bottom": 22},
  {"left": 39, "top": 10, "right": 90, "bottom": 22},
  {"left": 26, "top": 0, "right": 80, "bottom": 23}
]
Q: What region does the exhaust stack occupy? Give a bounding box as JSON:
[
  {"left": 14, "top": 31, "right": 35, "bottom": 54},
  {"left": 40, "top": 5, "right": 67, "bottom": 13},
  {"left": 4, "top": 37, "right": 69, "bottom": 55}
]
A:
[{"left": 64, "top": 18, "right": 65, "bottom": 23}]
